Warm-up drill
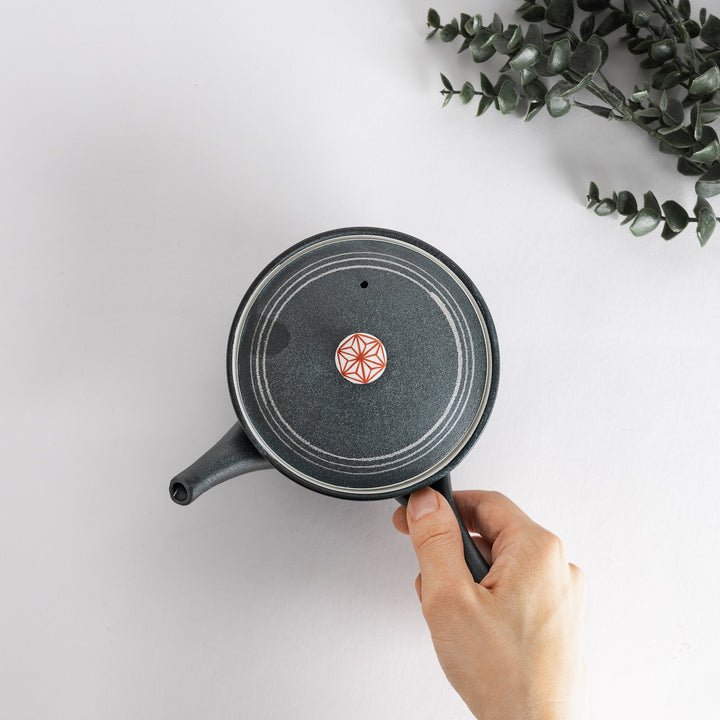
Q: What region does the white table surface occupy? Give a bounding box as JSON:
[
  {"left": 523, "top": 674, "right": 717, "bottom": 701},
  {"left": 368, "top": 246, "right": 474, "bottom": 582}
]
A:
[{"left": 2, "top": 1, "right": 719, "bottom": 718}]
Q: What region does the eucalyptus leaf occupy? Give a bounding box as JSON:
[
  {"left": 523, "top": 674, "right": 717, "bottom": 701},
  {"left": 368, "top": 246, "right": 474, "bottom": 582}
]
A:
[
  {"left": 428, "top": 8, "right": 441, "bottom": 28},
  {"left": 700, "top": 14, "right": 720, "bottom": 49},
  {"left": 569, "top": 42, "right": 603, "bottom": 78},
  {"left": 525, "top": 101, "right": 546, "bottom": 121},
  {"left": 480, "top": 72, "right": 496, "bottom": 97},
  {"left": 690, "top": 66, "right": 720, "bottom": 97},
  {"left": 678, "top": 0, "right": 691, "bottom": 20},
  {"left": 507, "top": 25, "right": 524, "bottom": 52},
  {"left": 643, "top": 191, "right": 662, "bottom": 215},
  {"left": 661, "top": 223, "right": 681, "bottom": 241},
  {"left": 587, "top": 181, "right": 600, "bottom": 205},
  {"left": 577, "top": 0, "right": 610, "bottom": 11},
  {"left": 689, "top": 140, "right": 720, "bottom": 164},
  {"left": 510, "top": 44, "right": 541, "bottom": 70},
  {"left": 580, "top": 15, "right": 595, "bottom": 41},
  {"left": 460, "top": 81, "right": 476, "bottom": 104},
  {"left": 650, "top": 38, "right": 676, "bottom": 62},
  {"left": 439, "top": 21, "right": 460, "bottom": 43},
  {"left": 661, "top": 200, "right": 690, "bottom": 231},
  {"left": 630, "top": 208, "right": 661, "bottom": 235},
  {"left": 595, "top": 10, "right": 627, "bottom": 37},
  {"left": 548, "top": 38, "right": 571, "bottom": 73},
  {"left": 695, "top": 197, "right": 717, "bottom": 245},
  {"left": 545, "top": 0, "right": 574, "bottom": 29},
  {"left": 496, "top": 77, "right": 521, "bottom": 114},
  {"left": 563, "top": 73, "right": 595, "bottom": 96},
  {"left": 476, "top": 95, "right": 495, "bottom": 116},
  {"left": 595, "top": 198, "right": 616, "bottom": 215},
  {"left": 677, "top": 157, "right": 705, "bottom": 175},
  {"left": 440, "top": 74, "right": 454, "bottom": 92},
  {"left": 546, "top": 80, "right": 574, "bottom": 116},
  {"left": 574, "top": 101, "right": 614, "bottom": 118},
  {"left": 617, "top": 190, "right": 638, "bottom": 215},
  {"left": 696, "top": 165, "right": 720, "bottom": 197}
]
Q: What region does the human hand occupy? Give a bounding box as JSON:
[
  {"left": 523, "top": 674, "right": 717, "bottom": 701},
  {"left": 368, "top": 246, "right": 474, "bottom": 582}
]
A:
[{"left": 392, "top": 488, "right": 586, "bottom": 720}]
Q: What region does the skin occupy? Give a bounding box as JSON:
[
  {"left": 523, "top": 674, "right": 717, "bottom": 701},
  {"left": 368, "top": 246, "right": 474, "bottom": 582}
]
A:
[{"left": 392, "top": 487, "right": 587, "bottom": 720}]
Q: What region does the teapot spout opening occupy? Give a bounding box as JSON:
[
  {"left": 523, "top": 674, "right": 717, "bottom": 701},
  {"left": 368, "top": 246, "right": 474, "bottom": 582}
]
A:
[
  {"left": 170, "top": 482, "right": 190, "bottom": 505},
  {"left": 169, "top": 422, "right": 271, "bottom": 507}
]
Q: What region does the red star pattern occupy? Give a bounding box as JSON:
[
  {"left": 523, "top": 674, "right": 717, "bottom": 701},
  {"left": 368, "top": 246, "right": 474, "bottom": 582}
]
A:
[{"left": 335, "top": 333, "right": 387, "bottom": 384}]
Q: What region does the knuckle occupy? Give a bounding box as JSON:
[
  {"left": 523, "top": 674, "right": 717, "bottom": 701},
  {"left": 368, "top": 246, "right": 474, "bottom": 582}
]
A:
[
  {"left": 536, "top": 529, "right": 566, "bottom": 561},
  {"left": 569, "top": 562, "right": 586, "bottom": 589},
  {"left": 421, "top": 581, "right": 474, "bottom": 621},
  {"left": 412, "top": 521, "right": 456, "bottom": 555}
]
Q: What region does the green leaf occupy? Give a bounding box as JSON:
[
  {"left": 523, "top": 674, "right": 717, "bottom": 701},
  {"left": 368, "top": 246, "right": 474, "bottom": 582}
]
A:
[
  {"left": 569, "top": 42, "right": 602, "bottom": 78},
  {"left": 650, "top": 38, "right": 677, "bottom": 62},
  {"left": 480, "top": 72, "right": 496, "bottom": 97},
  {"left": 520, "top": 66, "right": 538, "bottom": 86},
  {"left": 577, "top": 0, "right": 610, "bottom": 11},
  {"left": 521, "top": 5, "right": 546, "bottom": 22},
  {"left": 470, "top": 35, "right": 496, "bottom": 62},
  {"left": 546, "top": 0, "right": 574, "bottom": 29},
  {"left": 630, "top": 89, "right": 649, "bottom": 103},
  {"left": 587, "top": 35, "right": 609, "bottom": 67},
  {"left": 548, "top": 38, "right": 571, "bottom": 73},
  {"left": 574, "top": 101, "right": 614, "bottom": 118},
  {"left": 690, "top": 66, "right": 720, "bottom": 97},
  {"left": 630, "top": 208, "right": 661, "bottom": 236},
  {"left": 678, "top": 0, "right": 691, "bottom": 19},
  {"left": 459, "top": 81, "right": 476, "bottom": 104},
  {"left": 677, "top": 157, "right": 705, "bottom": 176},
  {"left": 562, "top": 73, "right": 595, "bottom": 96},
  {"left": 507, "top": 25, "right": 524, "bottom": 52},
  {"left": 700, "top": 14, "right": 720, "bottom": 49},
  {"left": 633, "top": 11, "right": 650, "bottom": 27},
  {"left": 524, "top": 23, "right": 543, "bottom": 50},
  {"left": 662, "top": 97, "right": 685, "bottom": 127},
  {"left": 546, "top": 80, "right": 574, "bottom": 117},
  {"left": 696, "top": 165, "right": 720, "bottom": 197},
  {"left": 439, "top": 21, "right": 460, "bottom": 42},
  {"left": 509, "top": 44, "right": 541, "bottom": 70},
  {"left": 595, "top": 10, "right": 627, "bottom": 37},
  {"left": 661, "top": 200, "right": 690, "bottom": 232},
  {"left": 617, "top": 190, "right": 638, "bottom": 215},
  {"left": 695, "top": 197, "right": 717, "bottom": 245},
  {"left": 525, "top": 101, "right": 545, "bottom": 121},
  {"left": 440, "top": 74, "right": 454, "bottom": 92},
  {"left": 643, "top": 191, "right": 662, "bottom": 215},
  {"left": 442, "top": 92, "right": 453, "bottom": 108},
  {"left": 476, "top": 95, "right": 495, "bottom": 116},
  {"left": 661, "top": 223, "right": 681, "bottom": 240},
  {"left": 579, "top": 14, "right": 595, "bottom": 41},
  {"left": 496, "top": 78, "right": 520, "bottom": 114},
  {"left": 595, "top": 198, "right": 616, "bottom": 215},
  {"left": 690, "top": 140, "right": 720, "bottom": 164},
  {"left": 427, "top": 8, "right": 441, "bottom": 28},
  {"left": 524, "top": 78, "right": 547, "bottom": 102},
  {"left": 587, "top": 181, "right": 600, "bottom": 205}
]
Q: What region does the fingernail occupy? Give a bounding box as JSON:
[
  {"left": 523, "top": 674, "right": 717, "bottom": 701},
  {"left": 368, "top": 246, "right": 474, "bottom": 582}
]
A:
[{"left": 408, "top": 487, "right": 439, "bottom": 520}]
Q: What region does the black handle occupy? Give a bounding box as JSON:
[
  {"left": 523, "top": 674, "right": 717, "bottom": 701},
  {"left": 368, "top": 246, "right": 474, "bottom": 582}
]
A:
[{"left": 398, "top": 474, "right": 490, "bottom": 583}]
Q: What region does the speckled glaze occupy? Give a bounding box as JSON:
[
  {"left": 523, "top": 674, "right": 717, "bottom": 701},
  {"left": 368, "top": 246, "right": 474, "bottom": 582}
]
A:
[{"left": 170, "top": 227, "right": 499, "bottom": 581}]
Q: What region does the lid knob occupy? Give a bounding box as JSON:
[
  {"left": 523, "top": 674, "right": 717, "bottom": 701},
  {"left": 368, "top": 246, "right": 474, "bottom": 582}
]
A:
[{"left": 335, "top": 333, "right": 387, "bottom": 384}]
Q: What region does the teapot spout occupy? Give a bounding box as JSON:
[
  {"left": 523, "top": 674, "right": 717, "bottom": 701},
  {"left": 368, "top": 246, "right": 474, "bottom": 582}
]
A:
[{"left": 170, "top": 422, "right": 271, "bottom": 505}]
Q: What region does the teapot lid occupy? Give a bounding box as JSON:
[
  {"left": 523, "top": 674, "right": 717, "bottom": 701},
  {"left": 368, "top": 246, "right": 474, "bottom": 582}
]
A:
[{"left": 227, "top": 227, "right": 499, "bottom": 498}]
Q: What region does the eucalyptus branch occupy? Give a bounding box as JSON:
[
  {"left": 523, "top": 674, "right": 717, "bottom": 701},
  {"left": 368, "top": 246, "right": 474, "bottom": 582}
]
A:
[{"left": 427, "top": 0, "right": 720, "bottom": 245}]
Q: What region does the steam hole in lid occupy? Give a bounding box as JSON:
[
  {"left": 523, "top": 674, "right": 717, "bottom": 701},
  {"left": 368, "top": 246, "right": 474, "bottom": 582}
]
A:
[{"left": 360, "top": 281, "right": 369, "bottom": 288}]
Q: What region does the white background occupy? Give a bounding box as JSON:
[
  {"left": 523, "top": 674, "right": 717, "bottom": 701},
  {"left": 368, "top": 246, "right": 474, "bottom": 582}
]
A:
[{"left": 2, "top": 1, "right": 719, "bottom": 718}]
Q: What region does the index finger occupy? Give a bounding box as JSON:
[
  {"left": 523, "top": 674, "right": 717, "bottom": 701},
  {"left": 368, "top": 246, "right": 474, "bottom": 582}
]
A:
[{"left": 452, "top": 490, "right": 536, "bottom": 545}]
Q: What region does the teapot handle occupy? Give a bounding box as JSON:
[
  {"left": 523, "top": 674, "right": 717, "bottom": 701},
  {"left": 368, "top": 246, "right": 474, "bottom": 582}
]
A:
[
  {"left": 170, "top": 422, "right": 271, "bottom": 505},
  {"left": 397, "top": 474, "right": 490, "bottom": 583}
]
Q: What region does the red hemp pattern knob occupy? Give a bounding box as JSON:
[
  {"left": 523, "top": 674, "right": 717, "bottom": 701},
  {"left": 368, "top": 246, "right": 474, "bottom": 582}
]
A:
[{"left": 335, "top": 333, "right": 387, "bottom": 384}]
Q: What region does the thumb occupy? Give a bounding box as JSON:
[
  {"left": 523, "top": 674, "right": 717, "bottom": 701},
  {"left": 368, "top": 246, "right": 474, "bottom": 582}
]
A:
[{"left": 406, "top": 486, "right": 474, "bottom": 596}]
